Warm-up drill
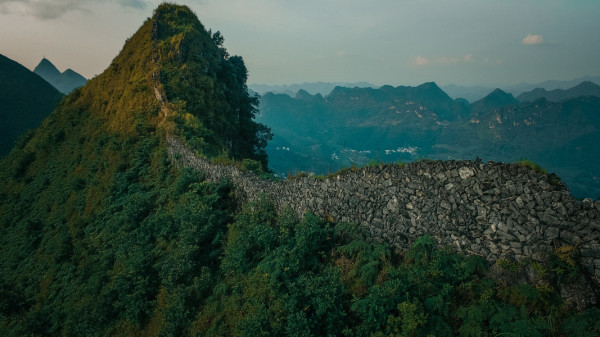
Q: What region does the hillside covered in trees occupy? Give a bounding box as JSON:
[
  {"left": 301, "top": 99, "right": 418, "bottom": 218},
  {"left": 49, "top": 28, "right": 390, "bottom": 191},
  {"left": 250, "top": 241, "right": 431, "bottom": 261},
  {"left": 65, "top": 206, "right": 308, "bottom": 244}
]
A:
[{"left": 0, "top": 4, "right": 598, "bottom": 336}]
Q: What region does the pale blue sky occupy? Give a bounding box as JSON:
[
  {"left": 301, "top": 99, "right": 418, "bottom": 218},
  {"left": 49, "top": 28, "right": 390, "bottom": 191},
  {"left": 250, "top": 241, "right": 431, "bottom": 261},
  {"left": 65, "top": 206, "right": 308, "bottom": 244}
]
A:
[{"left": 1, "top": 0, "right": 598, "bottom": 86}]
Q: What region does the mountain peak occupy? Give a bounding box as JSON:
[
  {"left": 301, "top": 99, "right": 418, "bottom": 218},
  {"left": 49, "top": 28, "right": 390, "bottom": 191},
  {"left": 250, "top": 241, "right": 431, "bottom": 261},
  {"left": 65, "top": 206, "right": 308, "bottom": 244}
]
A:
[
  {"left": 417, "top": 81, "right": 441, "bottom": 90},
  {"left": 36, "top": 57, "right": 55, "bottom": 68},
  {"left": 414, "top": 81, "right": 452, "bottom": 101},
  {"left": 33, "top": 58, "right": 86, "bottom": 94},
  {"left": 485, "top": 88, "right": 516, "bottom": 102},
  {"left": 572, "top": 80, "right": 600, "bottom": 92},
  {"left": 295, "top": 89, "right": 324, "bottom": 103},
  {"left": 33, "top": 57, "right": 61, "bottom": 80},
  {"left": 471, "top": 88, "right": 518, "bottom": 113}
]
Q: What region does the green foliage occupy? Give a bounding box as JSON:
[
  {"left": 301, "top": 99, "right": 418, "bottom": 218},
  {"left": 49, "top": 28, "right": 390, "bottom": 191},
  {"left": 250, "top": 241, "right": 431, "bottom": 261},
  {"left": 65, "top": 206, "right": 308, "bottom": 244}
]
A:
[
  {"left": 548, "top": 244, "right": 581, "bottom": 283},
  {"left": 1, "top": 123, "right": 235, "bottom": 335},
  {"left": 335, "top": 222, "right": 391, "bottom": 290},
  {"left": 154, "top": 4, "right": 272, "bottom": 168},
  {"left": 195, "top": 202, "right": 347, "bottom": 336},
  {"left": 241, "top": 158, "right": 263, "bottom": 175},
  {"left": 371, "top": 301, "right": 428, "bottom": 337},
  {"left": 406, "top": 235, "right": 434, "bottom": 265},
  {"left": 516, "top": 158, "right": 547, "bottom": 174},
  {"left": 561, "top": 308, "right": 600, "bottom": 336},
  {"left": 498, "top": 258, "right": 523, "bottom": 273},
  {"left": 367, "top": 159, "right": 384, "bottom": 168}
]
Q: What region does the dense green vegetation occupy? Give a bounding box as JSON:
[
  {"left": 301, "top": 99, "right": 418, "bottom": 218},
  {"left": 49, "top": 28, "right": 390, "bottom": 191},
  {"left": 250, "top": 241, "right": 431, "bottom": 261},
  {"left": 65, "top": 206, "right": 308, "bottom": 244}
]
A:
[
  {"left": 155, "top": 4, "right": 271, "bottom": 168},
  {"left": 189, "top": 199, "right": 599, "bottom": 337},
  {"left": 0, "top": 3, "right": 268, "bottom": 335},
  {"left": 0, "top": 3, "right": 598, "bottom": 336}
]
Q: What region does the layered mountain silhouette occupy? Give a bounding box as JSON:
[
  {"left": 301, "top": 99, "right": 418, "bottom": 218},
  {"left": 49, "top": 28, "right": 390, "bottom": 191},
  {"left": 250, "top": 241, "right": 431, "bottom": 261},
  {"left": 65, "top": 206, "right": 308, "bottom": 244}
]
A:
[
  {"left": 258, "top": 82, "right": 600, "bottom": 198},
  {"left": 517, "top": 81, "right": 600, "bottom": 102},
  {"left": 0, "top": 54, "right": 63, "bottom": 156},
  {"left": 443, "top": 76, "right": 600, "bottom": 102},
  {"left": 249, "top": 81, "right": 375, "bottom": 96},
  {"left": 33, "top": 57, "right": 87, "bottom": 94},
  {"left": 470, "top": 88, "right": 518, "bottom": 114}
]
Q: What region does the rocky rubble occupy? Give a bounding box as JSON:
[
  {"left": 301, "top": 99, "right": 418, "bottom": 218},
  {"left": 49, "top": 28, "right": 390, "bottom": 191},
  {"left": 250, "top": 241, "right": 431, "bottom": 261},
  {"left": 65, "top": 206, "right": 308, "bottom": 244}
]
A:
[{"left": 167, "top": 137, "right": 600, "bottom": 282}]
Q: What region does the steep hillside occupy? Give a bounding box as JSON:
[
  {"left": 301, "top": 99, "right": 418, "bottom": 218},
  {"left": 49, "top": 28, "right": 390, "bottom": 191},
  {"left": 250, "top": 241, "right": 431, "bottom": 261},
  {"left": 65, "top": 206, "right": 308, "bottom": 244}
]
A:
[
  {"left": 0, "top": 54, "right": 63, "bottom": 156},
  {"left": 0, "top": 4, "right": 268, "bottom": 335},
  {"left": 33, "top": 58, "right": 87, "bottom": 94}
]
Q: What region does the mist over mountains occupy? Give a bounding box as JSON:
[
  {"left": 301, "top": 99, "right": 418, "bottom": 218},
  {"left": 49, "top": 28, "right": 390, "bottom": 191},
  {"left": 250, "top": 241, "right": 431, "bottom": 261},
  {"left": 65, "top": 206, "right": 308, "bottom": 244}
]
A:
[
  {"left": 251, "top": 76, "right": 600, "bottom": 103},
  {"left": 442, "top": 76, "right": 600, "bottom": 102},
  {"left": 249, "top": 81, "right": 375, "bottom": 97},
  {"left": 516, "top": 81, "right": 600, "bottom": 103},
  {"left": 257, "top": 81, "right": 600, "bottom": 199}
]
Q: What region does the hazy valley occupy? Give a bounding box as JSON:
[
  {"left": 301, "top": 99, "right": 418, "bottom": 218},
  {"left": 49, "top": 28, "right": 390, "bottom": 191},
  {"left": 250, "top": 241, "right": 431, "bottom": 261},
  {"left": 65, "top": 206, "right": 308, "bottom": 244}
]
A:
[{"left": 256, "top": 81, "right": 600, "bottom": 199}]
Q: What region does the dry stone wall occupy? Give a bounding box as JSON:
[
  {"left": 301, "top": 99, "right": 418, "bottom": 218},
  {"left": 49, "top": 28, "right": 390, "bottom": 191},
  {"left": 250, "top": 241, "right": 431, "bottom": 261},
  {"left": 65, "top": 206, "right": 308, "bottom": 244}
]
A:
[{"left": 167, "top": 137, "right": 600, "bottom": 279}]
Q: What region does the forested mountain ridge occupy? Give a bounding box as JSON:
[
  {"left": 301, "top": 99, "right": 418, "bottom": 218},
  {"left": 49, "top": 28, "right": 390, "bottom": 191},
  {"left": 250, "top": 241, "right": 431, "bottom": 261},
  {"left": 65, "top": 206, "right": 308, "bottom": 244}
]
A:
[
  {"left": 0, "top": 4, "right": 268, "bottom": 335},
  {"left": 1, "top": 3, "right": 599, "bottom": 336},
  {"left": 0, "top": 54, "right": 63, "bottom": 157}
]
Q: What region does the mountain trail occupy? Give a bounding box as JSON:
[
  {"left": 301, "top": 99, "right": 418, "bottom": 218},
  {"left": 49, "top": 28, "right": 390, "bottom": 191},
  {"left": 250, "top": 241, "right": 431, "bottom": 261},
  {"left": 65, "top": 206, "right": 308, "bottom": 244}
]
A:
[{"left": 151, "top": 10, "right": 170, "bottom": 123}]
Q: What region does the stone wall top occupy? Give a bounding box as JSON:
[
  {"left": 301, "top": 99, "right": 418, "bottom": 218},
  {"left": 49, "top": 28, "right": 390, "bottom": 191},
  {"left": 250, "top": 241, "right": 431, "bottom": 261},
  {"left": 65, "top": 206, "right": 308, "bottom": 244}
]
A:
[{"left": 167, "top": 137, "right": 600, "bottom": 282}]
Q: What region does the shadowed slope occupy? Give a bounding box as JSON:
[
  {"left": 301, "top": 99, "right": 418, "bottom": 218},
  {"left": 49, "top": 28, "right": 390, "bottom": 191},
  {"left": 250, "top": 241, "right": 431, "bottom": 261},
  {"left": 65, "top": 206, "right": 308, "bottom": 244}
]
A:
[{"left": 0, "top": 54, "right": 63, "bottom": 156}]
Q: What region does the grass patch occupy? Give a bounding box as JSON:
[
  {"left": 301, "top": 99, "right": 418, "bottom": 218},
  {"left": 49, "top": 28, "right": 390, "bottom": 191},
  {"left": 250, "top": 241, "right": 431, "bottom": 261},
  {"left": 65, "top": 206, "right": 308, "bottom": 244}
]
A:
[{"left": 516, "top": 158, "right": 547, "bottom": 174}]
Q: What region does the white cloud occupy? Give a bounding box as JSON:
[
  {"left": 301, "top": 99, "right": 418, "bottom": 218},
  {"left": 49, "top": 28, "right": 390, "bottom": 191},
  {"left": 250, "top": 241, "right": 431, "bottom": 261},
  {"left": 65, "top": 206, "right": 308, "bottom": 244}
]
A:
[
  {"left": 414, "top": 55, "right": 430, "bottom": 66},
  {"left": 463, "top": 54, "right": 473, "bottom": 62},
  {"left": 522, "top": 33, "right": 543, "bottom": 45},
  {"left": 0, "top": 0, "right": 148, "bottom": 19}
]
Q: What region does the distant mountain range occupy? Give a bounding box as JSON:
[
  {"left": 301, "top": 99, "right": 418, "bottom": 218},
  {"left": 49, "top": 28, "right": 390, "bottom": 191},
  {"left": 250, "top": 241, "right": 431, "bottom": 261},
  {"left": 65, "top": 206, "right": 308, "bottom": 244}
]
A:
[
  {"left": 256, "top": 81, "right": 600, "bottom": 199},
  {"left": 0, "top": 54, "right": 63, "bottom": 156},
  {"left": 249, "top": 81, "right": 375, "bottom": 96},
  {"left": 516, "top": 81, "right": 600, "bottom": 102},
  {"left": 33, "top": 58, "right": 87, "bottom": 94},
  {"left": 250, "top": 76, "right": 600, "bottom": 103},
  {"left": 442, "top": 76, "right": 600, "bottom": 102}
]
